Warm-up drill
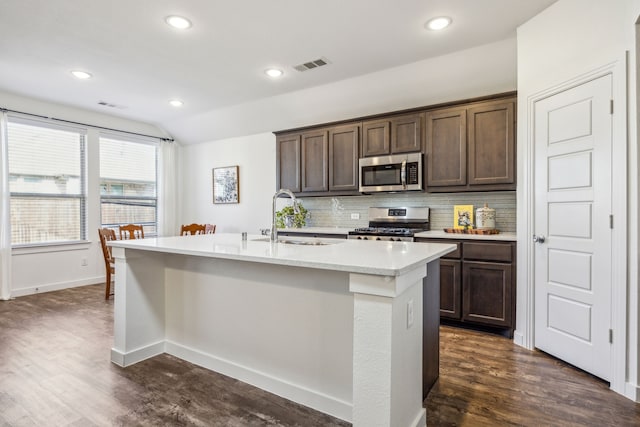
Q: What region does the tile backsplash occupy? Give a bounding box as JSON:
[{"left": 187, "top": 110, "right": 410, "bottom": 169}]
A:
[{"left": 299, "top": 191, "right": 516, "bottom": 232}]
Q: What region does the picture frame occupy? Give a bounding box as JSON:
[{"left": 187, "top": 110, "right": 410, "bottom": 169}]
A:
[
  {"left": 213, "top": 165, "right": 239, "bottom": 204},
  {"left": 453, "top": 205, "right": 474, "bottom": 229}
]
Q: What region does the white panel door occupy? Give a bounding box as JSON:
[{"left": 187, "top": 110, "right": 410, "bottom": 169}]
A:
[{"left": 534, "top": 75, "right": 612, "bottom": 381}]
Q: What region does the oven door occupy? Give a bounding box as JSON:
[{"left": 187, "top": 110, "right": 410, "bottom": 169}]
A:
[{"left": 359, "top": 153, "right": 422, "bottom": 192}]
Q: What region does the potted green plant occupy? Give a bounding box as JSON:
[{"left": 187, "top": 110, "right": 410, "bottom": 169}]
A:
[{"left": 276, "top": 203, "right": 309, "bottom": 228}]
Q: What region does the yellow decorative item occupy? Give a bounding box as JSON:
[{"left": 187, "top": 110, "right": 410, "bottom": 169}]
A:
[{"left": 453, "top": 205, "right": 474, "bottom": 229}]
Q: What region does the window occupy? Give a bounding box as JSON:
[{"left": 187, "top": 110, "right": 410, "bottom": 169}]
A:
[
  {"left": 8, "top": 118, "right": 87, "bottom": 246},
  {"left": 100, "top": 135, "right": 158, "bottom": 236}
]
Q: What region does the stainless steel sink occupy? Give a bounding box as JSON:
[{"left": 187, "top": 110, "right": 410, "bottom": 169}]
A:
[{"left": 251, "top": 237, "right": 340, "bottom": 246}]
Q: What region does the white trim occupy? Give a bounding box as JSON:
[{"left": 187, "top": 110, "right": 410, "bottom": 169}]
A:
[
  {"left": 110, "top": 341, "right": 165, "bottom": 367},
  {"left": 624, "top": 381, "right": 640, "bottom": 402},
  {"left": 165, "top": 340, "right": 353, "bottom": 423},
  {"left": 10, "top": 276, "right": 104, "bottom": 297},
  {"left": 519, "top": 57, "right": 628, "bottom": 396}
]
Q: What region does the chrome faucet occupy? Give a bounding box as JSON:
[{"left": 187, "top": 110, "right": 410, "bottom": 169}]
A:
[{"left": 271, "top": 189, "right": 299, "bottom": 242}]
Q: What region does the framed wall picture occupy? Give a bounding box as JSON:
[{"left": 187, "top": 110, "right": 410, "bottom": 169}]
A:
[
  {"left": 453, "top": 204, "right": 474, "bottom": 229},
  {"left": 213, "top": 166, "right": 239, "bottom": 204}
]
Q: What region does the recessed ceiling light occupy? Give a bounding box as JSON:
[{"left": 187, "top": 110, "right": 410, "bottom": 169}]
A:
[
  {"left": 71, "top": 70, "right": 92, "bottom": 79},
  {"left": 169, "top": 99, "right": 184, "bottom": 107},
  {"left": 165, "top": 15, "right": 192, "bottom": 30},
  {"left": 425, "top": 16, "right": 452, "bottom": 31},
  {"left": 265, "top": 68, "right": 283, "bottom": 78}
]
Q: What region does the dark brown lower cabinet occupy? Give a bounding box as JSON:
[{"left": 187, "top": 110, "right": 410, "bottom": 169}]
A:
[
  {"left": 463, "top": 261, "right": 512, "bottom": 327},
  {"left": 416, "top": 238, "right": 516, "bottom": 337},
  {"left": 439, "top": 259, "right": 461, "bottom": 319}
]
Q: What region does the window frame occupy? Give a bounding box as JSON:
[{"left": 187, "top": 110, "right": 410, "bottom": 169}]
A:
[{"left": 7, "top": 115, "right": 88, "bottom": 248}]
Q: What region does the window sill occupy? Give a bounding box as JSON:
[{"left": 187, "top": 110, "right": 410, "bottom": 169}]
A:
[{"left": 12, "top": 241, "right": 92, "bottom": 255}]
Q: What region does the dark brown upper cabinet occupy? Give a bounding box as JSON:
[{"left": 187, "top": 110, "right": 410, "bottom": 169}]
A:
[
  {"left": 276, "top": 123, "right": 361, "bottom": 196},
  {"left": 276, "top": 133, "right": 301, "bottom": 193},
  {"left": 425, "top": 107, "right": 467, "bottom": 187},
  {"left": 301, "top": 129, "right": 328, "bottom": 193},
  {"left": 362, "top": 113, "right": 422, "bottom": 157},
  {"left": 328, "top": 123, "right": 360, "bottom": 192},
  {"left": 425, "top": 97, "right": 516, "bottom": 192}
]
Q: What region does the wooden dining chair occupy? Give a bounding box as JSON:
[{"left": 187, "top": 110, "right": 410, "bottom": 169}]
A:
[
  {"left": 180, "top": 223, "right": 206, "bottom": 235},
  {"left": 205, "top": 224, "right": 216, "bottom": 234},
  {"left": 98, "top": 228, "right": 117, "bottom": 299},
  {"left": 119, "top": 224, "right": 144, "bottom": 240}
]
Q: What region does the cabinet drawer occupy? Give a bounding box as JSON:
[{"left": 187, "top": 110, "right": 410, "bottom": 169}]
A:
[
  {"left": 443, "top": 242, "right": 462, "bottom": 259},
  {"left": 463, "top": 242, "right": 512, "bottom": 262}
]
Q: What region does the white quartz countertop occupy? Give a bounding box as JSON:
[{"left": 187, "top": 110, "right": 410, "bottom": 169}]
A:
[
  {"left": 276, "top": 227, "right": 352, "bottom": 235},
  {"left": 110, "top": 233, "right": 456, "bottom": 277},
  {"left": 415, "top": 230, "right": 517, "bottom": 241}
]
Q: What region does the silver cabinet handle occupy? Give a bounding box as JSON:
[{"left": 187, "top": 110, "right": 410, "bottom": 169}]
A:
[{"left": 533, "top": 235, "right": 546, "bottom": 243}]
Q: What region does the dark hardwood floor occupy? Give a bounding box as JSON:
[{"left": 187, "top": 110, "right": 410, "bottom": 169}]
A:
[{"left": 1, "top": 284, "right": 639, "bottom": 426}]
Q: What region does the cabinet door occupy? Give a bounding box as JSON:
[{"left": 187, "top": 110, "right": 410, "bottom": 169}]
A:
[
  {"left": 276, "top": 133, "right": 301, "bottom": 192},
  {"left": 391, "top": 114, "right": 422, "bottom": 153},
  {"left": 425, "top": 108, "right": 467, "bottom": 187},
  {"left": 440, "top": 259, "right": 461, "bottom": 319},
  {"left": 362, "top": 119, "right": 390, "bottom": 157},
  {"left": 329, "top": 124, "right": 360, "bottom": 191},
  {"left": 301, "top": 130, "right": 328, "bottom": 192},
  {"left": 467, "top": 99, "right": 515, "bottom": 187},
  {"left": 462, "top": 261, "right": 512, "bottom": 327}
]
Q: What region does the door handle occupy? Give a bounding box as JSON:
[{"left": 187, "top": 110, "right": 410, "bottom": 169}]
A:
[
  {"left": 401, "top": 160, "right": 407, "bottom": 189},
  {"left": 533, "top": 235, "right": 546, "bottom": 243}
]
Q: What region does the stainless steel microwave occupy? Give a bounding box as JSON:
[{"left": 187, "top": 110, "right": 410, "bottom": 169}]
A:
[{"left": 359, "top": 152, "right": 423, "bottom": 193}]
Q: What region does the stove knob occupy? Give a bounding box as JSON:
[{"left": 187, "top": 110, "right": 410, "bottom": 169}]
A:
[
  {"left": 376, "top": 237, "right": 382, "bottom": 241},
  {"left": 356, "top": 236, "right": 362, "bottom": 240}
]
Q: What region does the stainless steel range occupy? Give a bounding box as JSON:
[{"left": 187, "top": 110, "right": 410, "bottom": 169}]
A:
[{"left": 348, "top": 207, "right": 430, "bottom": 242}]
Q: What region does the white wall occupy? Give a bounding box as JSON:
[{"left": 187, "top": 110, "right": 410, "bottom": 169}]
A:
[
  {"left": 180, "top": 132, "right": 276, "bottom": 234},
  {"left": 1, "top": 90, "right": 168, "bottom": 296},
  {"left": 516, "top": 0, "right": 640, "bottom": 400}
]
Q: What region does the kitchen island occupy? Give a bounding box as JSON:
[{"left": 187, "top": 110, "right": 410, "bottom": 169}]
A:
[{"left": 109, "top": 233, "right": 455, "bottom": 427}]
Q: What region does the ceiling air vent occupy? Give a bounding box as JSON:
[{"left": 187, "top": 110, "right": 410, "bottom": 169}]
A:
[
  {"left": 293, "top": 57, "right": 330, "bottom": 72},
  {"left": 98, "top": 101, "right": 127, "bottom": 109}
]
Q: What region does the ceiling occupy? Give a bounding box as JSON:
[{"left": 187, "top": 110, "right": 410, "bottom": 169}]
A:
[{"left": 0, "top": 0, "right": 556, "bottom": 142}]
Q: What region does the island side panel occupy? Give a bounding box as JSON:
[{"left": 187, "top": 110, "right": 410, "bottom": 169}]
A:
[
  {"left": 350, "top": 265, "right": 427, "bottom": 427},
  {"left": 111, "top": 247, "right": 167, "bottom": 366},
  {"left": 423, "top": 259, "right": 441, "bottom": 397},
  {"left": 162, "top": 255, "right": 354, "bottom": 422}
]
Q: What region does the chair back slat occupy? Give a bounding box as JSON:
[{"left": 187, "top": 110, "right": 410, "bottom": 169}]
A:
[
  {"left": 180, "top": 223, "right": 206, "bottom": 235},
  {"left": 119, "top": 224, "right": 144, "bottom": 240}
]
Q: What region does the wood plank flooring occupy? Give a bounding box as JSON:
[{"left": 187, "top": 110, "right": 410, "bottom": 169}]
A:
[{"left": 1, "top": 284, "right": 639, "bottom": 426}]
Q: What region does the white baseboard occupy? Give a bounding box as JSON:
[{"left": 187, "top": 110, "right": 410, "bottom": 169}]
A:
[
  {"left": 513, "top": 330, "right": 525, "bottom": 347},
  {"left": 111, "top": 341, "right": 165, "bottom": 367},
  {"left": 11, "top": 276, "right": 104, "bottom": 298},
  {"left": 410, "top": 408, "right": 426, "bottom": 427},
  {"left": 165, "top": 340, "right": 352, "bottom": 423},
  {"left": 624, "top": 381, "right": 640, "bottom": 402}
]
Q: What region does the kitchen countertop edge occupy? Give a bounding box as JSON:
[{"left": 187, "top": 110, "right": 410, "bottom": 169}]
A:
[{"left": 415, "top": 230, "right": 517, "bottom": 241}]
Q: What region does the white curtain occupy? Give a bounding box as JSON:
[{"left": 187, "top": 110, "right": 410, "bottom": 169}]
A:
[
  {"left": 158, "top": 139, "right": 178, "bottom": 237},
  {"left": 0, "top": 112, "right": 11, "bottom": 300}
]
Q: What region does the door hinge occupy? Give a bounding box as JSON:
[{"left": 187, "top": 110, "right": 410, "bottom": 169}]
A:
[
  {"left": 610, "top": 99, "right": 614, "bottom": 114},
  {"left": 609, "top": 329, "right": 613, "bottom": 343},
  {"left": 609, "top": 214, "right": 614, "bottom": 229}
]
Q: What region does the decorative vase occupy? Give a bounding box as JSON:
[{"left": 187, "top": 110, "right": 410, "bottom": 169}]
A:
[{"left": 476, "top": 203, "right": 496, "bottom": 230}]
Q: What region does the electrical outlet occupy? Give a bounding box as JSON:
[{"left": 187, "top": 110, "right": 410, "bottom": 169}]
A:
[
  {"left": 407, "top": 299, "right": 414, "bottom": 328},
  {"left": 351, "top": 213, "right": 360, "bottom": 220},
  {"left": 81, "top": 258, "right": 88, "bottom": 266}
]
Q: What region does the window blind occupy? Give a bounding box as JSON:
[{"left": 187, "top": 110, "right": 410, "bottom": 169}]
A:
[
  {"left": 7, "top": 119, "right": 87, "bottom": 245},
  {"left": 100, "top": 136, "right": 158, "bottom": 236}
]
